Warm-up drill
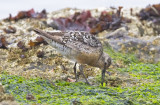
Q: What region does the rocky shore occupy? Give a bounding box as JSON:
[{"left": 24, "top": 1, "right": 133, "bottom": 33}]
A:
[{"left": 0, "top": 5, "right": 160, "bottom": 104}]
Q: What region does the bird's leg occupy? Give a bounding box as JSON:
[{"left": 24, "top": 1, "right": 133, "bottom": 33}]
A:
[
  {"left": 101, "top": 63, "right": 107, "bottom": 86},
  {"left": 73, "top": 62, "right": 78, "bottom": 82},
  {"left": 79, "top": 65, "right": 90, "bottom": 85}
]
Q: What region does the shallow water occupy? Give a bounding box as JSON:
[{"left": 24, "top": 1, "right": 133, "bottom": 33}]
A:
[{"left": 0, "top": 0, "right": 159, "bottom": 19}]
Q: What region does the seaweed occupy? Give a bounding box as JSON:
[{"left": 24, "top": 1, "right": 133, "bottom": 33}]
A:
[
  {"left": 3, "top": 26, "right": 16, "bottom": 34},
  {"left": 4, "top": 9, "right": 47, "bottom": 21},
  {"left": 138, "top": 4, "right": 160, "bottom": 24},
  {"left": 49, "top": 7, "right": 131, "bottom": 34},
  {"left": 0, "top": 36, "right": 8, "bottom": 49},
  {"left": 17, "top": 41, "right": 28, "bottom": 51}
]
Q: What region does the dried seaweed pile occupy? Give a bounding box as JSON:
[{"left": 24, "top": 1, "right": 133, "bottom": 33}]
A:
[
  {"left": 138, "top": 4, "right": 160, "bottom": 24},
  {"left": 49, "top": 7, "right": 131, "bottom": 34},
  {"left": 137, "top": 4, "right": 160, "bottom": 35},
  {"left": 5, "top": 9, "right": 47, "bottom": 21}
]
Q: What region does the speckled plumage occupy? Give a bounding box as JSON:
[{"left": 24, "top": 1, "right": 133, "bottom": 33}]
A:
[{"left": 33, "top": 29, "right": 111, "bottom": 85}]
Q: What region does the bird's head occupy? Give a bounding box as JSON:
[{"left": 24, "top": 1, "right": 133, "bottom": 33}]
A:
[{"left": 97, "top": 53, "right": 111, "bottom": 70}]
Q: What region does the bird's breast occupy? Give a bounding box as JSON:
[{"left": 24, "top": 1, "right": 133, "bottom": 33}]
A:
[{"left": 75, "top": 52, "right": 100, "bottom": 67}]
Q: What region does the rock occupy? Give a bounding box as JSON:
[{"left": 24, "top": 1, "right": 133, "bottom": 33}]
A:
[
  {"left": 105, "top": 28, "right": 160, "bottom": 63},
  {"left": 0, "top": 101, "right": 19, "bottom": 105},
  {"left": 0, "top": 83, "right": 16, "bottom": 104},
  {"left": 0, "top": 84, "right": 5, "bottom": 94}
]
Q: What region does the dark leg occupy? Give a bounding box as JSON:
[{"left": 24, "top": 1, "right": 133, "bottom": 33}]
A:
[
  {"left": 73, "top": 62, "right": 78, "bottom": 82},
  {"left": 79, "top": 65, "right": 90, "bottom": 85},
  {"left": 101, "top": 64, "right": 107, "bottom": 86}
]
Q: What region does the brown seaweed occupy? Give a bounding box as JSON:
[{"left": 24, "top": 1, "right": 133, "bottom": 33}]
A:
[
  {"left": 0, "top": 36, "right": 8, "bottom": 49},
  {"left": 17, "top": 41, "right": 28, "bottom": 51},
  {"left": 49, "top": 7, "right": 131, "bottom": 34},
  {"left": 5, "top": 9, "right": 47, "bottom": 21},
  {"left": 3, "top": 26, "right": 16, "bottom": 34},
  {"left": 138, "top": 4, "right": 160, "bottom": 24}
]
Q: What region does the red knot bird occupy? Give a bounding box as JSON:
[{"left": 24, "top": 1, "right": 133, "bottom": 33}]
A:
[{"left": 33, "top": 29, "right": 111, "bottom": 85}]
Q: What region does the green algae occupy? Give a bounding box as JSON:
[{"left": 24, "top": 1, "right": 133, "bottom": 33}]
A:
[
  {"left": 0, "top": 47, "right": 160, "bottom": 105},
  {"left": 1, "top": 69, "right": 160, "bottom": 105}
]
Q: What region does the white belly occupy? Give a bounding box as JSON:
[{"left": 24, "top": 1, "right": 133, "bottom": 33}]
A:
[
  {"left": 51, "top": 41, "right": 71, "bottom": 55},
  {"left": 44, "top": 37, "right": 77, "bottom": 62}
]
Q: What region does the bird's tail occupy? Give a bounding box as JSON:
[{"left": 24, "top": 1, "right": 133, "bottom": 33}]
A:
[
  {"left": 33, "top": 29, "right": 48, "bottom": 37},
  {"left": 33, "top": 29, "right": 64, "bottom": 45}
]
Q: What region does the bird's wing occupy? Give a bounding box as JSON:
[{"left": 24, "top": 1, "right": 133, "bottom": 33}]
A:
[{"left": 33, "top": 29, "right": 103, "bottom": 55}]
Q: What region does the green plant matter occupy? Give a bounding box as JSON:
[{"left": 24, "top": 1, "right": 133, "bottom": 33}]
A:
[
  {"left": 1, "top": 47, "right": 160, "bottom": 105},
  {"left": 104, "top": 46, "right": 138, "bottom": 66}
]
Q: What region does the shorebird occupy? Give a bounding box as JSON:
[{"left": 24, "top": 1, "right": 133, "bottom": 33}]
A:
[{"left": 33, "top": 29, "right": 111, "bottom": 85}]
